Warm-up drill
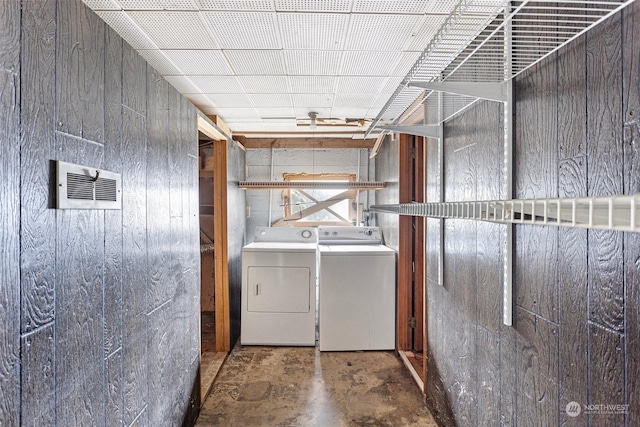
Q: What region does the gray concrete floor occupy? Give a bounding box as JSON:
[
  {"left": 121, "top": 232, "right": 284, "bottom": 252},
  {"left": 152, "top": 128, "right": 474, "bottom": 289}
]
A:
[{"left": 196, "top": 345, "right": 438, "bottom": 427}]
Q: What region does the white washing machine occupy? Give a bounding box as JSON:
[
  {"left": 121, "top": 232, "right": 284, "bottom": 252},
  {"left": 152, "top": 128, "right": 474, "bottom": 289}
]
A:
[
  {"left": 318, "top": 226, "right": 396, "bottom": 351},
  {"left": 241, "top": 227, "right": 318, "bottom": 346}
]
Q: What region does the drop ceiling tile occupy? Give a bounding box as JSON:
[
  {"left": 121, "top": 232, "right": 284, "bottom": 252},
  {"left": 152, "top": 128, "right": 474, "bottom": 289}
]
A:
[
  {"left": 352, "top": 0, "right": 429, "bottom": 13},
  {"left": 207, "top": 93, "right": 254, "bottom": 107},
  {"left": 162, "top": 50, "right": 234, "bottom": 75},
  {"left": 201, "top": 12, "right": 280, "bottom": 49},
  {"left": 184, "top": 93, "right": 215, "bottom": 109},
  {"left": 127, "top": 12, "right": 219, "bottom": 49},
  {"left": 196, "top": 0, "right": 275, "bottom": 10},
  {"left": 288, "top": 76, "right": 336, "bottom": 94},
  {"left": 275, "top": 0, "right": 351, "bottom": 12},
  {"left": 294, "top": 107, "right": 331, "bottom": 118},
  {"left": 95, "top": 11, "right": 158, "bottom": 49},
  {"left": 117, "top": 0, "right": 199, "bottom": 9},
  {"left": 254, "top": 107, "right": 296, "bottom": 118},
  {"left": 224, "top": 50, "right": 285, "bottom": 75},
  {"left": 238, "top": 76, "right": 290, "bottom": 93},
  {"left": 341, "top": 51, "right": 402, "bottom": 76},
  {"left": 163, "top": 75, "right": 200, "bottom": 93},
  {"left": 336, "top": 77, "right": 385, "bottom": 94},
  {"left": 214, "top": 107, "right": 261, "bottom": 119},
  {"left": 407, "top": 15, "right": 449, "bottom": 51},
  {"left": 249, "top": 94, "right": 292, "bottom": 107},
  {"left": 83, "top": 0, "right": 120, "bottom": 10},
  {"left": 332, "top": 93, "right": 376, "bottom": 108},
  {"left": 391, "top": 51, "right": 422, "bottom": 76},
  {"left": 291, "top": 93, "right": 334, "bottom": 108},
  {"left": 427, "top": 0, "right": 457, "bottom": 13},
  {"left": 137, "top": 49, "right": 182, "bottom": 74},
  {"left": 330, "top": 107, "right": 370, "bottom": 118},
  {"left": 284, "top": 50, "right": 342, "bottom": 76},
  {"left": 188, "top": 75, "right": 245, "bottom": 93},
  {"left": 279, "top": 13, "right": 349, "bottom": 49},
  {"left": 345, "top": 14, "right": 423, "bottom": 51}
]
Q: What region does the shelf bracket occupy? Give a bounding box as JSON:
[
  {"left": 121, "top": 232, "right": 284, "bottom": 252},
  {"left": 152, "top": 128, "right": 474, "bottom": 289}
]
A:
[
  {"left": 376, "top": 125, "right": 442, "bottom": 139},
  {"left": 408, "top": 81, "right": 509, "bottom": 103}
]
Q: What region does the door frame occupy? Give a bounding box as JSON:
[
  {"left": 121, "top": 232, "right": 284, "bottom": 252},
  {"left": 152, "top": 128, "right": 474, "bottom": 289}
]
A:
[{"left": 398, "top": 133, "right": 427, "bottom": 386}]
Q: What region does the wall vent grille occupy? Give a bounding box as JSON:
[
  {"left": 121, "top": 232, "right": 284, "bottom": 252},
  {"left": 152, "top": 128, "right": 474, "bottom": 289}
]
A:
[{"left": 56, "top": 161, "right": 121, "bottom": 209}]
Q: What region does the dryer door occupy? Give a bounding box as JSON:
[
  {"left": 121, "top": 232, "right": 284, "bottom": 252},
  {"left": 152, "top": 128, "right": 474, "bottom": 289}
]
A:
[{"left": 247, "top": 266, "right": 311, "bottom": 313}]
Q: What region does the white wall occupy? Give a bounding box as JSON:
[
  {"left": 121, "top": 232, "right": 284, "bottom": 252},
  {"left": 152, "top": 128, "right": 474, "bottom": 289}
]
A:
[{"left": 245, "top": 148, "right": 375, "bottom": 241}]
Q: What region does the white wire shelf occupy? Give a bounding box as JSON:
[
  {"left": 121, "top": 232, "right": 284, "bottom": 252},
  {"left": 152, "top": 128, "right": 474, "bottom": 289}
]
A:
[
  {"left": 239, "top": 181, "right": 386, "bottom": 190},
  {"left": 370, "top": 194, "right": 640, "bottom": 233},
  {"left": 367, "top": 0, "right": 635, "bottom": 134}
]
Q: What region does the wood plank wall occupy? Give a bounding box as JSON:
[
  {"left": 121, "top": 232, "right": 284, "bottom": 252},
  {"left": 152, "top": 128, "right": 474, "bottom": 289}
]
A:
[
  {"left": 423, "top": 3, "right": 640, "bottom": 425},
  {"left": 0, "top": 0, "right": 201, "bottom": 424}
]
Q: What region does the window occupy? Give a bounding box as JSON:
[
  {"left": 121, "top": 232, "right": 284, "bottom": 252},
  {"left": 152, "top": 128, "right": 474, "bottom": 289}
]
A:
[{"left": 274, "top": 173, "right": 356, "bottom": 227}]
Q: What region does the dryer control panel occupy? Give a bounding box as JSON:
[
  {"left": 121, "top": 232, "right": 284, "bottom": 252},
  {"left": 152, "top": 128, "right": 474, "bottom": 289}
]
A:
[{"left": 254, "top": 226, "right": 318, "bottom": 243}]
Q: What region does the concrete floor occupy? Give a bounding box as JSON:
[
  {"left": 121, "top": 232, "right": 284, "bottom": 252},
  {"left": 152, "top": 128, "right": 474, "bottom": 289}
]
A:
[{"left": 196, "top": 346, "right": 438, "bottom": 427}]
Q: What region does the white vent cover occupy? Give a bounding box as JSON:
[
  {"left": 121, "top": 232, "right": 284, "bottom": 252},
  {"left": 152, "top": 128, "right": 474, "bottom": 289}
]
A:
[{"left": 56, "top": 161, "right": 121, "bottom": 210}]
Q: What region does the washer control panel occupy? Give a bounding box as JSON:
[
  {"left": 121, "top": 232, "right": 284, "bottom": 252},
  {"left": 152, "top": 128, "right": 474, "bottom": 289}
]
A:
[{"left": 318, "top": 226, "right": 382, "bottom": 244}]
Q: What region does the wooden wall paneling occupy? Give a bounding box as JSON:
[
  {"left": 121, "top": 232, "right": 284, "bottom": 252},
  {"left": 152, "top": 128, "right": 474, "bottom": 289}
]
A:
[
  {"left": 623, "top": 2, "right": 640, "bottom": 424},
  {"left": 147, "top": 302, "right": 172, "bottom": 425},
  {"left": 55, "top": 0, "right": 104, "bottom": 143},
  {"left": 20, "top": 0, "right": 56, "bottom": 334},
  {"left": 475, "top": 101, "right": 503, "bottom": 336},
  {"left": 446, "top": 111, "right": 477, "bottom": 424},
  {"left": 586, "top": 7, "right": 625, "bottom": 334},
  {"left": 515, "top": 307, "right": 559, "bottom": 425},
  {"left": 168, "top": 86, "right": 187, "bottom": 422},
  {"left": 0, "top": 0, "right": 20, "bottom": 423},
  {"left": 146, "top": 67, "right": 171, "bottom": 312},
  {"left": 103, "top": 24, "right": 124, "bottom": 426},
  {"left": 476, "top": 327, "right": 500, "bottom": 425},
  {"left": 19, "top": 1, "right": 57, "bottom": 422},
  {"left": 499, "top": 320, "right": 517, "bottom": 427},
  {"left": 514, "top": 58, "right": 559, "bottom": 323},
  {"left": 180, "top": 96, "right": 201, "bottom": 368},
  {"left": 120, "top": 38, "right": 148, "bottom": 427},
  {"left": 54, "top": 133, "right": 106, "bottom": 426},
  {"left": 588, "top": 323, "right": 625, "bottom": 426},
  {"left": 557, "top": 32, "right": 589, "bottom": 426},
  {"left": 167, "top": 86, "right": 187, "bottom": 373},
  {"left": 398, "top": 133, "right": 413, "bottom": 350},
  {"left": 54, "top": 3, "right": 107, "bottom": 423},
  {"left": 20, "top": 325, "right": 55, "bottom": 426},
  {"left": 214, "top": 140, "right": 231, "bottom": 351},
  {"left": 585, "top": 15, "right": 626, "bottom": 419},
  {"left": 183, "top": 96, "right": 201, "bottom": 420},
  {"left": 121, "top": 106, "right": 148, "bottom": 425}
]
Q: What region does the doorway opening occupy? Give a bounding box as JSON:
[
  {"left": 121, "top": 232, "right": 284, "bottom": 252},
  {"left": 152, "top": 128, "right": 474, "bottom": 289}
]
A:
[
  {"left": 398, "top": 133, "right": 426, "bottom": 391},
  {"left": 197, "top": 123, "right": 231, "bottom": 404}
]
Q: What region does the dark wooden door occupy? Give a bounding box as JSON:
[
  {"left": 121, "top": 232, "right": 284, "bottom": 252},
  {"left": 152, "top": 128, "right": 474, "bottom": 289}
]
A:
[{"left": 398, "top": 134, "right": 425, "bottom": 354}]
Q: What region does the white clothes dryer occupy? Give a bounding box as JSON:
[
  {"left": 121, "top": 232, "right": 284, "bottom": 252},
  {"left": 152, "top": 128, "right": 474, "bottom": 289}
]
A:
[{"left": 241, "top": 227, "right": 318, "bottom": 346}]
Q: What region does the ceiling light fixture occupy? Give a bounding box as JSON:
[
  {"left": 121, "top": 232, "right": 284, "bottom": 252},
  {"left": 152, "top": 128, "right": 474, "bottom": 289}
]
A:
[{"left": 308, "top": 112, "right": 318, "bottom": 130}]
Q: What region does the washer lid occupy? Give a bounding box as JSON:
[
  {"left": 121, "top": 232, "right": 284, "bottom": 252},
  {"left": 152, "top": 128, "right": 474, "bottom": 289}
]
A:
[{"left": 243, "top": 242, "right": 318, "bottom": 253}]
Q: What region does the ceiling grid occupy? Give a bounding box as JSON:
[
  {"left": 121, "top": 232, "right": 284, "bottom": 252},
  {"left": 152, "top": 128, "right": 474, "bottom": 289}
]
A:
[{"left": 87, "top": 0, "right": 628, "bottom": 140}]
